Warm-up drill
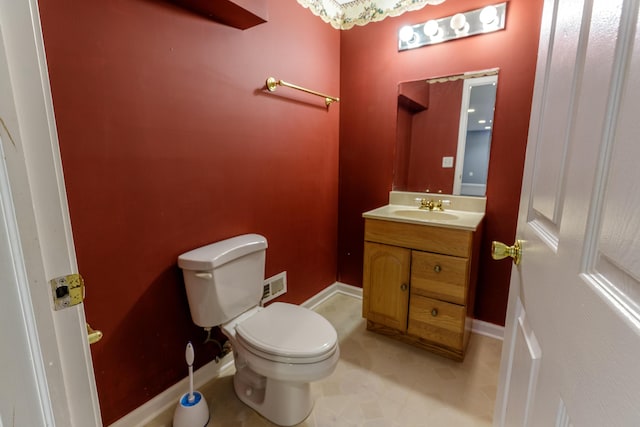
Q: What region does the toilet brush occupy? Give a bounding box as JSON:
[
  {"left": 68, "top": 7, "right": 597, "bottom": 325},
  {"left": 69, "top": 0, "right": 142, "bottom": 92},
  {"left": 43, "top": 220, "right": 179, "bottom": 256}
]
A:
[{"left": 173, "top": 342, "right": 210, "bottom": 427}]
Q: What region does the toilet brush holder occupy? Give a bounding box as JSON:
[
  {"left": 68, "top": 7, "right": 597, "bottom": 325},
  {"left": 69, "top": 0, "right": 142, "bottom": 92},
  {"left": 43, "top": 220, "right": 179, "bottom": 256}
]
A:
[{"left": 173, "top": 391, "right": 209, "bottom": 427}]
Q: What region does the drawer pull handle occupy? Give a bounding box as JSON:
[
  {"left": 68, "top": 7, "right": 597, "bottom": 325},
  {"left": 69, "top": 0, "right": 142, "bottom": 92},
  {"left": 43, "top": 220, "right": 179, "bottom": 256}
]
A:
[
  {"left": 400, "top": 283, "right": 408, "bottom": 291},
  {"left": 433, "top": 265, "right": 442, "bottom": 273},
  {"left": 431, "top": 308, "right": 438, "bottom": 317}
]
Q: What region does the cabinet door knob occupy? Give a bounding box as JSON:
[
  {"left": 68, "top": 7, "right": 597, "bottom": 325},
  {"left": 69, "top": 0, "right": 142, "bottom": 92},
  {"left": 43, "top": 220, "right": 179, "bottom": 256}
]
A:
[
  {"left": 400, "top": 283, "right": 408, "bottom": 291},
  {"left": 433, "top": 265, "right": 441, "bottom": 273},
  {"left": 431, "top": 308, "right": 438, "bottom": 316}
]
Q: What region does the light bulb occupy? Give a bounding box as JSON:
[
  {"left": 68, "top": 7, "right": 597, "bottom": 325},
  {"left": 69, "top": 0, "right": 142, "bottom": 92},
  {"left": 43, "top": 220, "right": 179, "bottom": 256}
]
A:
[
  {"left": 423, "top": 20, "right": 440, "bottom": 38},
  {"left": 450, "top": 13, "right": 467, "bottom": 31},
  {"left": 399, "top": 26, "right": 416, "bottom": 43},
  {"left": 480, "top": 5, "right": 498, "bottom": 25}
]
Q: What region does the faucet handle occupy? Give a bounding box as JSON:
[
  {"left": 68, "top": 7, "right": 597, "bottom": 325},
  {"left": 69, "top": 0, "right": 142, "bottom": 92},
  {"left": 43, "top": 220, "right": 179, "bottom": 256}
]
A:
[
  {"left": 433, "top": 199, "right": 452, "bottom": 211},
  {"left": 419, "top": 198, "right": 432, "bottom": 209}
]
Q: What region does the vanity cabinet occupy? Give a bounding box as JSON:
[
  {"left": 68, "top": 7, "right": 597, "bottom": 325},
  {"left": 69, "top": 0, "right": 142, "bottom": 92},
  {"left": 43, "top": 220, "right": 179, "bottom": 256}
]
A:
[{"left": 362, "top": 218, "right": 482, "bottom": 361}]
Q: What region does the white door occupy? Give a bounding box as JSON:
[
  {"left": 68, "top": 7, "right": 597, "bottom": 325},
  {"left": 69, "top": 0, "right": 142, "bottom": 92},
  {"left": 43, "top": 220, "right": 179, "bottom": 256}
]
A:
[
  {"left": 0, "top": 0, "right": 101, "bottom": 426},
  {"left": 494, "top": 0, "right": 640, "bottom": 425},
  {"left": 0, "top": 139, "right": 52, "bottom": 427}
]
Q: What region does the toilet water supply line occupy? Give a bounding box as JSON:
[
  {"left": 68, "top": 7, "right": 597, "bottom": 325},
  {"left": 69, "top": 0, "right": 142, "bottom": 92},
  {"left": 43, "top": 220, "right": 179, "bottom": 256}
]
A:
[{"left": 203, "top": 327, "right": 232, "bottom": 362}]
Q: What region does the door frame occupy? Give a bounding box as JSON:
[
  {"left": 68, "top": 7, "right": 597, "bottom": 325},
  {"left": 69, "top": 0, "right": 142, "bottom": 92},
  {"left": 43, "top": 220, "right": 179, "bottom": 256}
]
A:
[
  {"left": 0, "top": 0, "right": 101, "bottom": 425},
  {"left": 453, "top": 74, "right": 498, "bottom": 196}
]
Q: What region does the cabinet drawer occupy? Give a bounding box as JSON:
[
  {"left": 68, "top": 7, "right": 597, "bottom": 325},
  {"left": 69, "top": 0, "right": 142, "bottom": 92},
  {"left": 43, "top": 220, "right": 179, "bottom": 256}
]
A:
[
  {"left": 364, "top": 219, "right": 472, "bottom": 257},
  {"left": 407, "top": 295, "right": 465, "bottom": 351},
  {"left": 411, "top": 251, "right": 469, "bottom": 305}
]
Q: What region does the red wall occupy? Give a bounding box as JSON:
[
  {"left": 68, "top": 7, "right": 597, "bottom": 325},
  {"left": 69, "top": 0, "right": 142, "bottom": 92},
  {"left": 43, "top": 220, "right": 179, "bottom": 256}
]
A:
[
  {"left": 338, "top": 0, "right": 544, "bottom": 325},
  {"left": 406, "top": 79, "right": 463, "bottom": 193},
  {"left": 38, "top": 1, "right": 340, "bottom": 424}
]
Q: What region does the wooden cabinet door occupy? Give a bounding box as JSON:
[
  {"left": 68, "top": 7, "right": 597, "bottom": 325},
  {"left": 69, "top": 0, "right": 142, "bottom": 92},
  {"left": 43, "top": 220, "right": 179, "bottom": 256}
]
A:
[{"left": 362, "top": 242, "right": 410, "bottom": 332}]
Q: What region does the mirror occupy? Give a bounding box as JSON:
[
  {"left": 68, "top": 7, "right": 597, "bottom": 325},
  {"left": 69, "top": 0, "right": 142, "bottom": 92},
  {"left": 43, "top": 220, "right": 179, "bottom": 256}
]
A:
[{"left": 393, "top": 70, "right": 498, "bottom": 196}]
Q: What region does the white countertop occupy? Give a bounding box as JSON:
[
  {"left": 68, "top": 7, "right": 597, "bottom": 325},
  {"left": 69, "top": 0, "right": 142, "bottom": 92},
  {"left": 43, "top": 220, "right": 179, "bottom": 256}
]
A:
[{"left": 362, "top": 192, "right": 486, "bottom": 231}]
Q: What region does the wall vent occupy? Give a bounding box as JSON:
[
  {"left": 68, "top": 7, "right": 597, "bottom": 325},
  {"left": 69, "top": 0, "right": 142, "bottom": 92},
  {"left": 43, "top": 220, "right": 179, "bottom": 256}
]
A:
[{"left": 262, "top": 271, "right": 287, "bottom": 304}]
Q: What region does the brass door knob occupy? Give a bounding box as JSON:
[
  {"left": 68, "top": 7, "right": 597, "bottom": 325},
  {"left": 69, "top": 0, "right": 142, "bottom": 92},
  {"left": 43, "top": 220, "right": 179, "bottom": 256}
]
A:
[
  {"left": 87, "top": 323, "right": 103, "bottom": 345},
  {"left": 491, "top": 240, "right": 523, "bottom": 265}
]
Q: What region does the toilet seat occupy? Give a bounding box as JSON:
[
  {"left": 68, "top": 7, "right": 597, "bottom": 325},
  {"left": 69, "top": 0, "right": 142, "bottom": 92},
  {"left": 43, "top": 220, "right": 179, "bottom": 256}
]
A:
[{"left": 235, "top": 302, "right": 338, "bottom": 364}]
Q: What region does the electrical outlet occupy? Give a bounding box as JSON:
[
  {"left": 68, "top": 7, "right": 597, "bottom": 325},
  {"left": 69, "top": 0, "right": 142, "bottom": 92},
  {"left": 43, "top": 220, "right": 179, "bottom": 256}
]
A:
[{"left": 442, "top": 156, "right": 454, "bottom": 168}]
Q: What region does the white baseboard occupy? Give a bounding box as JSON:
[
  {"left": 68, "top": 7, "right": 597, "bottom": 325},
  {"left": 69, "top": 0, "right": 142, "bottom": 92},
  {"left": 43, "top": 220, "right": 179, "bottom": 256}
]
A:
[
  {"left": 108, "top": 353, "right": 234, "bottom": 427},
  {"left": 109, "top": 282, "right": 360, "bottom": 426},
  {"left": 110, "top": 282, "right": 500, "bottom": 426},
  {"left": 301, "top": 281, "right": 362, "bottom": 310},
  {"left": 303, "top": 282, "right": 503, "bottom": 340},
  {"left": 472, "top": 318, "right": 505, "bottom": 340}
]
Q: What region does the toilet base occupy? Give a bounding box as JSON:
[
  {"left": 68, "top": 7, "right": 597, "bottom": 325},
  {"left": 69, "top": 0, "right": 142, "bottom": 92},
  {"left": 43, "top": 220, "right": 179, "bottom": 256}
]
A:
[{"left": 233, "top": 364, "right": 314, "bottom": 426}]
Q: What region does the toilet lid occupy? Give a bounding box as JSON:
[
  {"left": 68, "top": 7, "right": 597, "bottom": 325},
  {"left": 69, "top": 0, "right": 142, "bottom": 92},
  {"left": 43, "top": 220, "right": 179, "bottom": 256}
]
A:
[{"left": 235, "top": 302, "right": 337, "bottom": 359}]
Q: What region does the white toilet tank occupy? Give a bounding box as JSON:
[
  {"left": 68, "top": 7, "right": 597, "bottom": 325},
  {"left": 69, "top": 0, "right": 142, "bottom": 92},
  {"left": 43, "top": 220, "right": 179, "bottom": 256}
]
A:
[{"left": 178, "top": 234, "right": 268, "bottom": 328}]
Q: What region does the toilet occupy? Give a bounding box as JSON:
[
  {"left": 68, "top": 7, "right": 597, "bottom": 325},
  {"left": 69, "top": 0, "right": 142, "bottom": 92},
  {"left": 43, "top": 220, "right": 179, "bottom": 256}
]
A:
[{"left": 177, "top": 234, "right": 339, "bottom": 426}]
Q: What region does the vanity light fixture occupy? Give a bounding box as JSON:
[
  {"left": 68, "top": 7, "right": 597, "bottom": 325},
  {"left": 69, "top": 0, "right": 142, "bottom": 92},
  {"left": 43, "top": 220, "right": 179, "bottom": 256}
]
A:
[{"left": 398, "top": 2, "right": 507, "bottom": 51}]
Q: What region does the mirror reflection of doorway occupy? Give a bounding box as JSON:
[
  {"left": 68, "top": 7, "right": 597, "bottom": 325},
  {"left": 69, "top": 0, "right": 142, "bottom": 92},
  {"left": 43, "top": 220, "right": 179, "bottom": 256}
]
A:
[{"left": 454, "top": 75, "right": 498, "bottom": 196}]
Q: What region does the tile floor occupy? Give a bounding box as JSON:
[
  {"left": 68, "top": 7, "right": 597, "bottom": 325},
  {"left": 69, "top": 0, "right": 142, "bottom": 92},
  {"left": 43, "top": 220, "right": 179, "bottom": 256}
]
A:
[{"left": 147, "top": 293, "right": 502, "bottom": 427}]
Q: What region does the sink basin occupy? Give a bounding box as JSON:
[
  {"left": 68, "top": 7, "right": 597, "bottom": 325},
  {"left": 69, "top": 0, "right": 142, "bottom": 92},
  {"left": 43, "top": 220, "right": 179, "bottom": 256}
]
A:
[{"left": 393, "top": 209, "right": 459, "bottom": 221}]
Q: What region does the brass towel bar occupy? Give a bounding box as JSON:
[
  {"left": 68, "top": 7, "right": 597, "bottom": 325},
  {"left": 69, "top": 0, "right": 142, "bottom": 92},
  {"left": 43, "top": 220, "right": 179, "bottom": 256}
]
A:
[{"left": 265, "top": 77, "right": 339, "bottom": 107}]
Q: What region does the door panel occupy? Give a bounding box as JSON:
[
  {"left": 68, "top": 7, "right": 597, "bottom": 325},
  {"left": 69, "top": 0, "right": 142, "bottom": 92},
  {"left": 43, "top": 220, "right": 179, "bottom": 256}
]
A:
[
  {"left": 496, "top": 0, "right": 640, "bottom": 425},
  {"left": 531, "top": 0, "right": 586, "bottom": 228},
  {"left": 591, "top": 3, "right": 640, "bottom": 317},
  {"left": 501, "top": 299, "right": 541, "bottom": 427}
]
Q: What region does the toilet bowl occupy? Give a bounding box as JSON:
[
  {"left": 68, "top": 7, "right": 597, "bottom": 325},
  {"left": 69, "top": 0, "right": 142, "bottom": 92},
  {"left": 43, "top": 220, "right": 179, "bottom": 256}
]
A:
[
  {"left": 178, "top": 234, "right": 339, "bottom": 426},
  {"left": 222, "top": 303, "right": 339, "bottom": 426}
]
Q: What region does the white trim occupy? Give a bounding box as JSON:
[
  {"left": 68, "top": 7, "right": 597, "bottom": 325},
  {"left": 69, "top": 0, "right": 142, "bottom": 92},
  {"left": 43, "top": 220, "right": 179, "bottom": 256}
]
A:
[
  {"left": 453, "top": 78, "right": 473, "bottom": 195},
  {"left": 109, "top": 353, "right": 234, "bottom": 427},
  {"left": 109, "top": 282, "right": 361, "bottom": 426},
  {"left": 301, "top": 282, "right": 362, "bottom": 310},
  {"left": 0, "top": 128, "right": 54, "bottom": 426},
  {"left": 109, "top": 282, "right": 504, "bottom": 426},
  {"left": 472, "top": 319, "right": 505, "bottom": 340},
  {"left": 453, "top": 74, "right": 498, "bottom": 196}
]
